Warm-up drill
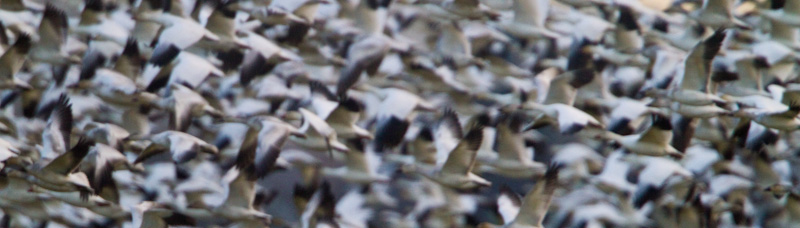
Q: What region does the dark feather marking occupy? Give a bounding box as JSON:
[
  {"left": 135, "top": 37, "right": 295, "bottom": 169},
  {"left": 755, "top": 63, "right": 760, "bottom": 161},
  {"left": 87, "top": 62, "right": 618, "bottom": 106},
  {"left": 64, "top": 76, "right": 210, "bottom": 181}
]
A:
[
  {"left": 617, "top": 6, "right": 639, "bottom": 31},
  {"left": 703, "top": 29, "right": 726, "bottom": 60},
  {"left": 80, "top": 51, "right": 107, "bottom": 81},
  {"left": 373, "top": 116, "right": 410, "bottom": 152},
  {"left": 239, "top": 53, "right": 274, "bottom": 86},
  {"left": 309, "top": 80, "right": 338, "bottom": 101},
  {"left": 651, "top": 114, "right": 672, "bottom": 130},
  {"left": 150, "top": 44, "right": 181, "bottom": 66},
  {"left": 163, "top": 212, "right": 196, "bottom": 226},
  {"left": 440, "top": 108, "right": 463, "bottom": 138},
  {"left": 279, "top": 22, "right": 310, "bottom": 46},
  {"left": 217, "top": 49, "right": 244, "bottom": 72},
  {"left": 568, "top": 69, "right": 595, "bottom": 88}
]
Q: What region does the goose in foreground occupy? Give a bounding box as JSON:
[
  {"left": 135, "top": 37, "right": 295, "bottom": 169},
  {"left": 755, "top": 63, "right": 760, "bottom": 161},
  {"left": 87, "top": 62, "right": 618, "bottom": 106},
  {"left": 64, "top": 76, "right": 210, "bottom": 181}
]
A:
[
  {"left": 15, "top": 138, "right": 95, "bottom": 199},
  {"left": 408, "top": 126, "right": 489, "bottom": 190},
  {"left": 134, "top": 131, "right": 219, "bottom": 164},
  {"left": 486, "top": 164, "right": 561, "bottom": 228},
  {"left": 0, "top": 33, "right": 32, "bottom": 89}
]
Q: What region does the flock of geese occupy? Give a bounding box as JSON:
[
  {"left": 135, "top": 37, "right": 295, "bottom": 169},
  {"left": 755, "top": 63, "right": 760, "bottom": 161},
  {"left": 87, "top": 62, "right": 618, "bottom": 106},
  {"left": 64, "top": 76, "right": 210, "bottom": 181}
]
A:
[{"left": 3, "top": 0, "right": 800, "bottom": 227}]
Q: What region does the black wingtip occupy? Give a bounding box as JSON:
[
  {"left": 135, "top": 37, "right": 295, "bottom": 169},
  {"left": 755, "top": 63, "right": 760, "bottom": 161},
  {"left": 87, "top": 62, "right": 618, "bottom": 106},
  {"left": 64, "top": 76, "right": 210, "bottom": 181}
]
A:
[
  {"left": 440, "top": 108, "right": 463, "bottom": 138},
  {"left": 568, "top": 69, "right": 595, "bottom": 88},
  {"left": 618, "top": 6, "right": 639, "bottom": 31},
  {"left": 417, "top": 126, "right": 434, "bottom": 141},
  {"left": 633, "top": 185, "right": 663, "bottom": 209},
  {"left": 338, "top": 97, "right": 361, "bottom": 112},
  {"left": 373, "top": 116, "right": 410, "bottom": 152},
  {"left": 462, "top": 127, "right": 484, "bottom": 151},
  {"left": 309, "top": 80, "right": 337, "bottom": 101},
  {"left": 652, "top": 17, "right": 668, "bottom": 33},
  {"left": 544, "top": 163, "right": 561, "bottom": 183},
  {"left": 14, "top": 33, "right": 32, "bottom": 51},
  {"left": 703, "top": 29, "right": 727, "bottom": 60},
  {"left": 122, "top": 37, "right": 140, "bottom": 57},
  {"left": 80, "top": 51, "right": 107, "bottom": 81},
  {"left": 239, "top": 53, "right": 271, "bottom": 86},
  {"left": 84, "top": 0, "right": 105, "bottom": 11},
  {"left": 149, "top": 44, "right": 181, "bottom": 66},
  {"left": 651, "top": 114, "right": 672, "bottom": 130},
  {"left": 72, "top": 137, "right": 96, "bottom": 158},
  {"left": 217, "top": 49, "right": 244, "bottom": 72}
]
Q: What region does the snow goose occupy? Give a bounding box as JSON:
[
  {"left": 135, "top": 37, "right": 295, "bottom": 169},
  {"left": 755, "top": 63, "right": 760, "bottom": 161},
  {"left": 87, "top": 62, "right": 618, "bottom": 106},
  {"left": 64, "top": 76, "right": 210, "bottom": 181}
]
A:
[
  {"left": 601, "top": 114, "right": 683, "bottom": 158},
  {"left": 290, "top": 107, "right": 350, "bottom": 156},
  {"left": 144, "top": 49, "right": 224, "bottom": 93},
  {"left": 477, "top": 111, "right": 546, "bottom": 179},
  {"left": 132, "top": 201, "right": 197, "bottom": 228},
  {"left": 29, "top": 4, "right": 80, "bottom": 65},
  {"left": 154, "top": 83, "right": 223, "bottom": 132},
  {"left": 211, "top": 166, "right": 272, "bottom": 226},
  {"left": 230, "top": 115, "right": 303, "bottom": 178},
  {"left": 39, "top": 94, "right": 72, "bottom": 160},
  {"left": 197, "top": 0, "right": 248, "bottom": 52},
  {"left": 309, "top": 81, "right": 372, "bottom": 139},
  {"left": 74, "top": 51, "right": 157, "bottom": 107},
  {"left": 415, "top": 0, "right": 501, "bottom": 22},
  {"left": 336, "top": 34, "right": 409, "bottom": 97},
  {"left": 322, "top": 138, "right": 389, "bottom": 184},
  {"left": 733, "top": 86, "right": 800, "bottom": 131},
  {"left": 133, "top": 130, "right": 219, "bottom": 164},
  {"left": 114, "top": 38, "right": 146, "bottom": 80},
  {"left": 82, "top": 121, "right": 132, "bottom": 152},
  {"left": 757, "top": 0, "right": 800, "bottom": 27},
  {"left": 0, "top": 33, "right": 32, "bottom": 89},
  {"left": 368, "top": 86, "right": 435, "bottom": 151},
  {"left": 135, "top": 2, "right": 219, "bottom": 59},
  {"left": 410, "top": 126, "right": 489, "bottom": 190},
  {"left": 73, "top": 0, "right": 130, "bottom": 45},
  {"left": 690, "top": 0, "right": 750, "bottom": 29},
  {"left": 488, "top": 165, "right": 560, "bottom": 228},
  {"left": 238, "top": 31, "right": 300, "bottom": 86},
  {"left": 660, "top": 29, "right": 730, "bottom": 118},
  {"left": 18, "top": 138, "right": 95, "bottom": 199},
  {"left": 523, "top": 69, "right": 605, "bottom": 135},
  {"left": 493, "top": 0, "right": 560, "bottom": 39},
  {"left": 277, "top": 0, "right": 330, "bottom": 46}
]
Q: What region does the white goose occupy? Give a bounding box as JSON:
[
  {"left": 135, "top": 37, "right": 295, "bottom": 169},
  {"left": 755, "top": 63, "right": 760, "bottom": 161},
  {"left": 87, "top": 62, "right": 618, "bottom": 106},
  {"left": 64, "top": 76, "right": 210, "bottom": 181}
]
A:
[
  {"left": 758, "top": 0, "right": 800, "bottom": 27},
  {"left": 135, "top": 2, "right": 220, "bottom": 60},
  {"left": 0, "top": 34, "right": 32, "bottom": 89},
  {"left": 322, "top": 138, "right": 389, "bottom": 184},
  {"left": 601, "top": 114, "right": 683, "bottom": 158},
  {"left": 290, "top": 108, "right": 350, "bottom": 156},
  {"left": 489, "top": 165, "right": 560, "bottom": 228},
  {"left": 20, "top": 138, "right": 95, "bottom": 198},
  {"left": 410, "top": 126, "right": 490, "bottom": 190},
  {"left": 29, "top": 4, "right": 80, "bottom": 65},
  {"left": 493, "top": 0, "right": 560, "bottom": 39},
  {"left": 477, "top": 111, "right": 546, "bottom": 179},
  {"left": 690, "top": 0, "right": 749, "bottom": 28},
  {"left": 134, "top": 130, "right": 219, "bottom": 164},
  {"left": 523, "top": 69, "right": 604, "bottom": 135}
]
